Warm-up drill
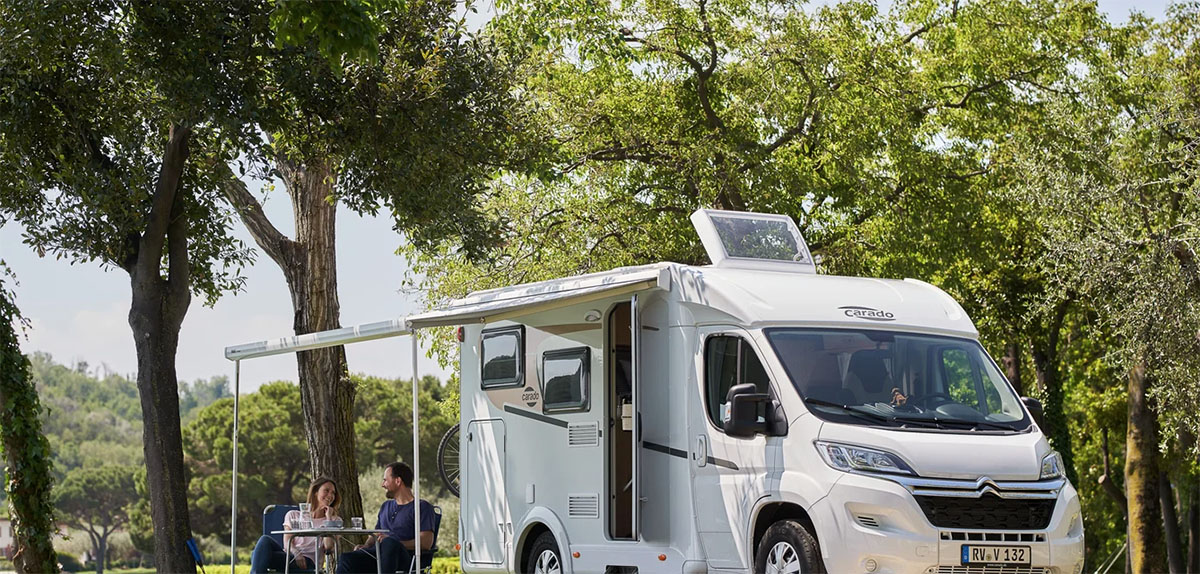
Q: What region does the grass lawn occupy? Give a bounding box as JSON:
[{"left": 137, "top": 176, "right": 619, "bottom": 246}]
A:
[{"left": 70, "top": 556, "right": 463, "bottom": 574}]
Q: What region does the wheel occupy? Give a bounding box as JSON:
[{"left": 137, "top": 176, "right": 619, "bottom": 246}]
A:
[
  {"left": 526, "top": 531, "right": 562, "bottom": 574},
  {"left": 754, "top": 520, "right": 824, "bottom": 574},
  {"left": 437, "top": 422, "right": 461, "bottom": 497}
]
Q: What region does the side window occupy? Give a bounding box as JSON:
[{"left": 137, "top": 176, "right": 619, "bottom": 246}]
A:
[
  {"left": 705, "top": 335, "right": 771, "bottom": 430},
  {"left": 481, "top": 326, "right": 524, "bottom": 388},
  {"left": 941, "top": 348, "right": 975, "bottom": 406},
  {"left": 542, "top": 347, "right": 590, "bottom": 412}
]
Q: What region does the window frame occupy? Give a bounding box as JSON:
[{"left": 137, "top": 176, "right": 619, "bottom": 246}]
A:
[
  {"left": 702, "top": 333, "right": 773, "bottom": 433},
  {"left": 540, "top": 346, "right": 591, "bottom": 413},
  {"left": 480, "top": 325, "right": 525, "bottom": 389}
]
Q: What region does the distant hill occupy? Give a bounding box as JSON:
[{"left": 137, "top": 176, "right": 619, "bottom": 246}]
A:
[{"left": 23, "top": 352, "right": 231, "bottom": 480}]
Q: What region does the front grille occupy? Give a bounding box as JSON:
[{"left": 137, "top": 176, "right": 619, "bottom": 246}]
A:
[
  {"left": 926, "top": 567, "right": 1050, "bottom": 574},
  {"left": 915, "top": 493, "right": 1055, "bottom": 529}
]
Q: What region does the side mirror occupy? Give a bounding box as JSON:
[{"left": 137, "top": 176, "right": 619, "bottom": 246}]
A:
[
  {"left": 725, "top": 383, "right": 770, "bottom": 438},
  {"left": 1021, "top": 397, "right": 1044, "bottom": 428}
]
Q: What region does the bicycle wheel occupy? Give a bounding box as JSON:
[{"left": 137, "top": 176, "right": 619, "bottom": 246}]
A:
[{"left": 437, "top": 422, "right": 461, "bottom": 497}]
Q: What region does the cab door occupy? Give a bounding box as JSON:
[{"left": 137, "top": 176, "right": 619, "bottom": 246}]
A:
[{"left": 689, "top": 327, "right": 780, "bottom": 570}]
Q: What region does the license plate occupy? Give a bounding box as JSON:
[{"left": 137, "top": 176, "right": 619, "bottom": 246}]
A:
[{"left": 961, "top": 545, "right": 1031, "bottom": 565}]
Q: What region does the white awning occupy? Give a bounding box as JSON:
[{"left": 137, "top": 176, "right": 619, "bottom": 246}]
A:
[
  {"left": 407, "top": 264, "right": 672, "bottom": 329},
  {"left": 223, "top": 319, "right": 409, "bottom": 361},
  {"left": 223, "top": 264, "right": 673, "bottom": 361}
]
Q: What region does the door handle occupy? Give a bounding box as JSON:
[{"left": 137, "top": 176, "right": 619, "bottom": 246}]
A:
[{"left": 694, "top": 435, "right": 708, "bottom": 467}]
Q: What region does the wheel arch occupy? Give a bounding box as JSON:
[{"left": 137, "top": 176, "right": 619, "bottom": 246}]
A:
[
  {"left": 515, "top": 508, "right": 572, "bottom": 574},
  {"left": 750, "top": 500, "right": 820, "bottom": 564}
]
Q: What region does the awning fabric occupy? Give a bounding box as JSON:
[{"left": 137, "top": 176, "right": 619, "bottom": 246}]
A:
[{"left": 223, "top": 264, "right": 673, "bottom": 360}]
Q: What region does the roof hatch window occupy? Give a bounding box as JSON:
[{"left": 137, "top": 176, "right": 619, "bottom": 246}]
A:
[{"left": 690, "top": 209, "right": 815, "bottom": 272}]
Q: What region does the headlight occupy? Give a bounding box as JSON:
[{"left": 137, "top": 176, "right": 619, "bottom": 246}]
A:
[
  {"left": 816, "top": 441, "right": 914, "bottom": 475},
  {"left": 1040, "top": 451, "right": 1065, "bottom": 479}
]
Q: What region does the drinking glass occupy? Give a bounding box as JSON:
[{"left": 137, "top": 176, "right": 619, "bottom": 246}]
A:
[
  {"left": 298, "top": 503, "right": 312, "bottom": 513},
  {"left": 352, "top": 517, "right": 364, "bottom": 529}
]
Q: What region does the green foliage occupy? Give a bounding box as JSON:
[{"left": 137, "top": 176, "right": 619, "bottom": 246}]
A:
[
  {"left": 0, "top": 266, "right": 59, "bottom": 573},
  {"left": 270, "top": 0, "right": 391, "bottom": 63},
  {"left": 179, "top": 375, "right": 455, "bottom": 544},
  {"left": 0, "top": 0, "right": 264, "bottom": 304},
  {"left": 56, "top": 552, "right": 83, "bottom": 572},
  {"left": 354, "top": 374, "right": 456, "bottom": 494},
  {"left": 251, "top": 0, "right": 545, "bottom": 259},
  {"left": 182, "top": 382, "right": 308, "bottom": 546},
  {"left": 54, "top": 465, "right": 139, "bottom": 573}
]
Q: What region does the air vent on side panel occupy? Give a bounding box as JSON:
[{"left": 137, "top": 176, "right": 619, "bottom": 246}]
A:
[
  {"left": 568, "top": 422, "right": 600, "bottom": 447},
  {"left": 568, "top": 494, "right": 600, "bottom": 518},
  {"left": 855, "top": 515, "right": 880, "bottom": 528}
]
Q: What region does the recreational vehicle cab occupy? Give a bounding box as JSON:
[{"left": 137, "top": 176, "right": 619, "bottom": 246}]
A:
[{"left": 449, "top": 210, "right": 1084, "bottom": 574}]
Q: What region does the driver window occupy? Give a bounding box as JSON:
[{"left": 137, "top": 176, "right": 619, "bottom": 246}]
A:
[{"left": 705, "top": 335, "right": 771, "bottom": 430}]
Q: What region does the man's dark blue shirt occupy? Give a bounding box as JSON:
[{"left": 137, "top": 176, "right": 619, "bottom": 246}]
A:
[{"left": 375, "top": 499, "right": 436, "bottom": 542}]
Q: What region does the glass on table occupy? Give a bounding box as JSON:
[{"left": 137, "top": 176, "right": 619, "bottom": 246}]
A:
[{"left": 351, "top": 517, "right": 363, "bottom": 529}]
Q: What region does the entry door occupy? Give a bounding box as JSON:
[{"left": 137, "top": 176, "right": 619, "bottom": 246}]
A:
[
  {"left": 463, "top": 419, "right": 508, "bottom": 566},
  {"left": 690, "top": 327, "right": 776, "bottom": 570}
]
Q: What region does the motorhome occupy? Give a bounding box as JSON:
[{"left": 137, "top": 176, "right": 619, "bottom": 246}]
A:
[
  {"left": 450, "top": 210, "right": 1085, "bottom": 574},
  {"left": 223, "top": 208, "right": 1085, "bottom": 574}
]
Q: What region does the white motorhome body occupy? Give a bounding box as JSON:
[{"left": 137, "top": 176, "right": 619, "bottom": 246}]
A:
[{"left": 453, "top": 210, "right": 1085, "bottom": 574}]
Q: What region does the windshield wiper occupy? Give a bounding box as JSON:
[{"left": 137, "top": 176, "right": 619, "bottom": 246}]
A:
[
  {"left": 889, "top": 414, "right": 1016, "bottom": 431},
  {"left": 806, "top": 398, "right": 892, "bottom": 425},
  {"left": 803, "top": 397, "right": 898, "bottom": 426}
]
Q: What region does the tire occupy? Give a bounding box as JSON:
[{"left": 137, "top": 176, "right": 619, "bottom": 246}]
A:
[
  {"left": 437, "top": 422, "right": 460, "bottom": 497},
  {"left": 525, "top": 531, "right": 562, "bottom": 574},
  {"left": 754, "top": 519, "right": 825, "bottom": 574}
]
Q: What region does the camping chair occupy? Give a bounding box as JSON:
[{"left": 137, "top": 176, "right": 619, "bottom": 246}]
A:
[
  {"left": 263, "top": 504, "right": 300, "bottom": 546},
  {"left": 404, "top": 506, "right": 443, "bottom": 574}
]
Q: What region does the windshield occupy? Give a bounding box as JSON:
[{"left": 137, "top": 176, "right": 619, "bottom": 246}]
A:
[{"left": 764, "top": 329, "right": 1030, "bottom": 432}]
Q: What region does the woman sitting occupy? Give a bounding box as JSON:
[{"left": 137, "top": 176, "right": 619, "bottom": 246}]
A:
[{"left": 250, "top": 478, "right": 341, "bottom": 573}]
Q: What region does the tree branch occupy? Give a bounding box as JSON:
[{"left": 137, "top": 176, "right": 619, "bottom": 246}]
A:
[
  {"left": 166, "top": 170, "right": 190, "bottom": 322},
  {"left": 134, "top": 123, "right": 190, "bottom": 277},
  {"left": 915, "top": 68, "right": 1043, "bottom": 114},
  {"left": 219, "top": 164, "right": 296, "bottom": 268}
]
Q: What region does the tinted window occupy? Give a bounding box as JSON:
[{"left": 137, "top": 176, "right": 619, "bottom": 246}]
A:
[
  {"left": 481, "top": 326, "right": 523, "bottom": 388},
  {"left": 765, "top": 328, "right": 1029, "bottom": 432},
  {"left": 542, "top": 347, "right": 589, "bottom": 412},
  {"left": 705, "top": 335, "right": 771, "bottom": 430}
]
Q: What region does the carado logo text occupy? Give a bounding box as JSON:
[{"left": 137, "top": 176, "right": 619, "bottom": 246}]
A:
[{"left": 838, "top": 306, "right": 896, "bottom": 321}]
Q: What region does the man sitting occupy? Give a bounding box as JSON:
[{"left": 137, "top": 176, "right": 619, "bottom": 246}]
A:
[{"left": 337, "top": 462, "right": 435, "bottom": 574}]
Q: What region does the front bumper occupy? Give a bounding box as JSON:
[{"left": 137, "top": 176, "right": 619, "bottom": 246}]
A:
[{"left": 809, "top": 472, "right": 1085, "bottom": 574}]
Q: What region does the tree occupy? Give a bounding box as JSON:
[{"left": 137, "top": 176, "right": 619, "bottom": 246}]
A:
[
  {"left": 1013, "top": 6, "right": 1200, "bottom": 568},
  {"left": 0, "top": 2, "right": 272, "bottom": 570},
  {"left": 220, "top": 0, "right": 540, "bottom": 519},
  {"left": 353, "top": 375, "right": 456, "bottom": 494},
  {"left": 410, "top": 0, "right": 1100, "bottom": 292},
  {"left": 54, "top": 466, "right": 138, "bottom": 574},
  {"left": 0, "top": 268, "right": 58, "bottom": 573},
  {"left": 182, "top": 382, "right": 308, "bottom": 545}
]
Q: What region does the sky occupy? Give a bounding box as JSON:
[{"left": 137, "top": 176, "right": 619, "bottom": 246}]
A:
[{"left": 0, "top": 0, "right": 1171, "bottom": 394}]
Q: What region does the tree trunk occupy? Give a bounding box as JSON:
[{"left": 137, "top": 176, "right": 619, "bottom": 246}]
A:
[
  {"left": 280, "top": 157, "right": 362, "bottom": 521},
  {"left": 222, "top": 154, "right": 363, "bottom": 520},
  {"left": 1125, "top": 360, "right": 1167, "bottom": 573},
  {"left": 125, "top": 123, "right": 195, "bottom": 574},
  {"left": 0, "top": 283, "right": 59, "bottom": 574},
  {"left": 96, "top": 534, "right": 107, "bottom": 574},
  {"left": 1161, "top": 472, "right": 1185, "bottom": 573},
  {"left": 1187, "top": 478, "right": 1198, "bottom": 574},
  {"left": 1003, "top": 340, "right": 1023, "bottom": 396}
]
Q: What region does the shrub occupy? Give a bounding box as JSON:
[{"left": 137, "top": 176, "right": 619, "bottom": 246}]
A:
[{"left": 56, "top": 552, "right": 83, "bottom": 572}]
